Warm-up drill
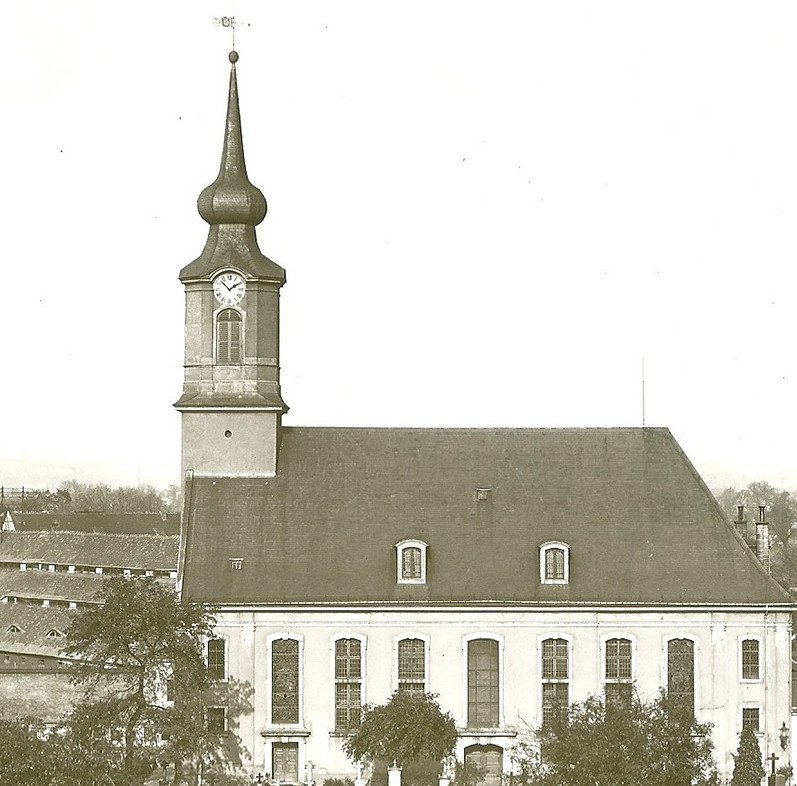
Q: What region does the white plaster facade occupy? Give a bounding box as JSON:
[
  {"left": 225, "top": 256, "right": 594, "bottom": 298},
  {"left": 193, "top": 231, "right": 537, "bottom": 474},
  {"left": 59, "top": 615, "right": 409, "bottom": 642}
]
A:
[{"left": 212, "top": 605, "right": 792, "bottom": 783}]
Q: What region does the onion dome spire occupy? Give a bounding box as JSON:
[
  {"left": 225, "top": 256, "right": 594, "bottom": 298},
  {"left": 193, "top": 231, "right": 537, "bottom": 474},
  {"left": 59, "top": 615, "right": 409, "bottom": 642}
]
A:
[
  {"left": 197, "top": 51, "right": 267, "bottom": 225},
  {"left": 180, "top": 51, "right": 284, "bottom": 282}
]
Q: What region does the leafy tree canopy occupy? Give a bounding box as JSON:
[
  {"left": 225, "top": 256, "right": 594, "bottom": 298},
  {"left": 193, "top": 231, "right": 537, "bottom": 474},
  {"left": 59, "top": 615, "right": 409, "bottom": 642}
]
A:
[
  {"left": 344, "top": 691, "right": 458, "bottom": 769},
  {"left": 714, "top": 481, "right": 797, "bottom": 545},
  {"left": 509, "top": 691, "right": 717, "bottom": 786},
  {"left": 0, "top": 717, "right": 60, "bottom": 786},
  {"left": 61, "top": 575, "right": 252, "bottom": 785},
  {"left": 57, "top": 480, "right": 182, "bottom": 513}
]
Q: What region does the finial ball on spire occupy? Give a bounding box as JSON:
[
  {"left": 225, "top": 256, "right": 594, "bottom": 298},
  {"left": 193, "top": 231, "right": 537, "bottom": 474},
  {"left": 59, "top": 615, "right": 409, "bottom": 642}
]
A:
[{"left": 229, "top": 50, "right": 239, "bottom": 63}]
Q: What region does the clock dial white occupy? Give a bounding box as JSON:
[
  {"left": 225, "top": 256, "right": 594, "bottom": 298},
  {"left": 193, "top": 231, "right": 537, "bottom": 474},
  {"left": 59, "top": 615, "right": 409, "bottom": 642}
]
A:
[{"left": 213, "top": 272, "right": 246, "bottom": 305}]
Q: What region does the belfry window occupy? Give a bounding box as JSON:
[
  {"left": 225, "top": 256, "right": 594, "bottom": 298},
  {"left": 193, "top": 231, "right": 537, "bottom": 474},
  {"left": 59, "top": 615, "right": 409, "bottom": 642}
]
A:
[{"left": 216, "top": 309, "right": 242, "bottom": 364}]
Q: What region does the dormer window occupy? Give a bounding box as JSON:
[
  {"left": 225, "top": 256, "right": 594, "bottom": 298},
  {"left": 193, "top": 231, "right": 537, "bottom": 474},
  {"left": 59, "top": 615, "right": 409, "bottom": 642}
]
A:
[
  {"left": 6, "top": 624, "right": 22, "bottom": 634},
  {"left": 540, "top": 542, "right": 570, "bottom": 584},
  {"left": 396, "top": 540, "right": 428, "bottom": 584},
  {"left": 46, "top": 629, "right": 65, "bottom": 639}
]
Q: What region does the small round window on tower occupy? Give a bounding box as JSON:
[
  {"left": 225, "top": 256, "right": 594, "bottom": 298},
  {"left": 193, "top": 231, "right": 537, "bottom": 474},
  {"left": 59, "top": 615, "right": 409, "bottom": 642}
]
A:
[{"left": 224, "top": 430, "right": 233, "bottom": 439}]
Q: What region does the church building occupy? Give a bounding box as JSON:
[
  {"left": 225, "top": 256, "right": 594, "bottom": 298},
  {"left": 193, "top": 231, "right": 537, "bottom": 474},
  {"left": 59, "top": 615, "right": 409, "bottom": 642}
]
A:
[{"left": 178, "top": 52, "right": 793, "bottom": 784}]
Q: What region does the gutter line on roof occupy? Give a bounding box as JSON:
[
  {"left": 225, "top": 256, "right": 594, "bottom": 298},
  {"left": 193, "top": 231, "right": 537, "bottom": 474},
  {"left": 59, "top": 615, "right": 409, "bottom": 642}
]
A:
[{"left": 208, "top": 601, "right": 797, "bottom": 614}]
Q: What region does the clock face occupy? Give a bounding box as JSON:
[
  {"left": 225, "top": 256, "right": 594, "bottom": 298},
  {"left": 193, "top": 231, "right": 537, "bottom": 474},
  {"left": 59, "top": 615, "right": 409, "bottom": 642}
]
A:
[{"left": 213, "top": 272, "right": 246, "bottom": 305}]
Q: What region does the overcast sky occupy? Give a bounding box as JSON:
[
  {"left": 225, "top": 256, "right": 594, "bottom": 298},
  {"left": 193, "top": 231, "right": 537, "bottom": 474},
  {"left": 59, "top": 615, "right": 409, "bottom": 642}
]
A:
[{"left": 1, "top": 1, "right": 796, "bottom": 493}]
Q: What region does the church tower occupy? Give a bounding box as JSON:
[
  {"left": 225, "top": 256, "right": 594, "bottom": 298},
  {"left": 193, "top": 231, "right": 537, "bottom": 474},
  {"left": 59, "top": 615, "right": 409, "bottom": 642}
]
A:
[{"left": 175, "top": 51, "right": 287, "bottom": 478}]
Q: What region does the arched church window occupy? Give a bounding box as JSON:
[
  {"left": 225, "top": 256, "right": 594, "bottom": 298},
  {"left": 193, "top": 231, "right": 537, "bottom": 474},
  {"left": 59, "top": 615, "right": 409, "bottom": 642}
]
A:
[{"left": 216, "top": 309, "right": 242, "bottom": 364}]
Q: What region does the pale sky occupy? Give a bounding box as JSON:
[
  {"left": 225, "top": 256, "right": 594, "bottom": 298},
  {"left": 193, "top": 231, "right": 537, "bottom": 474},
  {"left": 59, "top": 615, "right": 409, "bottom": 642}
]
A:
[{"left": 1, "top": 1, "right": 796, "bottom": 493}]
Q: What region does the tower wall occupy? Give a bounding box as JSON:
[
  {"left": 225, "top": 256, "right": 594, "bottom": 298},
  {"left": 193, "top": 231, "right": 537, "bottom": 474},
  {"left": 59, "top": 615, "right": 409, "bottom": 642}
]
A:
[{"left": 181, "top": 410, "right": 280, "bottom": 477}]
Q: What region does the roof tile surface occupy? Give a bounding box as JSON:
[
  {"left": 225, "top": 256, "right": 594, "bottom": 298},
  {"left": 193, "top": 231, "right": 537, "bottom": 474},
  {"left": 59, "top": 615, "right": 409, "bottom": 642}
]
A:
[{"left": 181, "top": 427, "right": 789, "bottom": 605}]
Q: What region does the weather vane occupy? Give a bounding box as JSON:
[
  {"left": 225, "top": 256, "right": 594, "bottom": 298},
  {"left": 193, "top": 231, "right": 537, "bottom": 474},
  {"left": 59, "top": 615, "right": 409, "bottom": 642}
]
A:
[{"left": 213, "top": 15, "right": 250, "bottom": 49}]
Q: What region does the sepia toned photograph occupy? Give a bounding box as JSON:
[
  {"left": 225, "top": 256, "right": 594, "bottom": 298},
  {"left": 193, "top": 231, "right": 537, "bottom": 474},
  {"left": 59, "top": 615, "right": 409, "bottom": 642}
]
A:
[{"left": 1, "top": 3, "right": 796, "bottom": 784}]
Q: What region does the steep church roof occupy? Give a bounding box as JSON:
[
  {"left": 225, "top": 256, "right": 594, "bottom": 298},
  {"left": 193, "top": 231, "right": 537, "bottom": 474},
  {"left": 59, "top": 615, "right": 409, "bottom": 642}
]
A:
[{"left": 180, "top": 426, "right": 789, "bottom": 606}]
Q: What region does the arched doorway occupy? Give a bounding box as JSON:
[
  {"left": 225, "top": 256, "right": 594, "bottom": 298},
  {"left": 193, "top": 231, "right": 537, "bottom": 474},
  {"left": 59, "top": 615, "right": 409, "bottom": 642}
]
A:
[{"left": 464, "top": 744, "right": 503, "bottom": 786}]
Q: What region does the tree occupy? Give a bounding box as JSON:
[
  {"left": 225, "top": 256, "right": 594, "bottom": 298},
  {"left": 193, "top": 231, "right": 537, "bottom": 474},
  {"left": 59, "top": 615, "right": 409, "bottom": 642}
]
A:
[
  {"left": 62, "top": 576, "right": 252, "bottom": 785},
  {"left": 58, "top": 480, "right": 171, "bottom": 513},
  {"left": 509, "top": 691, "right": 717, "bottom": 786},
  {"left": 344, "top": 691, "right": 458, "bottom": 785},
  {"left": 714, "top": 481, "right": 797, "bottom": 592},
  {"left": 0, "top": 716, "right": 59, "bottom": 785},
  {"left": 715, "top": 482, "right": 797, "bottom": 545},
  {"left": 731, "top": 728, "right": 764, "bottom": 786}
]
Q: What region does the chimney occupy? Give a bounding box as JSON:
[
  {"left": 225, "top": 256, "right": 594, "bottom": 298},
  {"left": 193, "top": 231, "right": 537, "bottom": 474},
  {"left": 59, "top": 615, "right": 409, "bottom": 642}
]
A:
[
  {"left": 734, "top": 504, "right": 754, "bottom": 546},
  {"left": 755, "top": 504, "right": 770, "bottom": 573}
]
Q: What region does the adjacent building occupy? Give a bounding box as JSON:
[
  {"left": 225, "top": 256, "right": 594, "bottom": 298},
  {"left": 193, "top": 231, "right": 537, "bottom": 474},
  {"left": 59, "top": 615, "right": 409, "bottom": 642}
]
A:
[{"left": 0, "top": 531, "right": 179, "bottom": 723}]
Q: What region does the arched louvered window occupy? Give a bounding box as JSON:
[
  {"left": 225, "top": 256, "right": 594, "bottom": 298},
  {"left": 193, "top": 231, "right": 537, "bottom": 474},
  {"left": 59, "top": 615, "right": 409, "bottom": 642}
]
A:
[{"left": 216, "top": 309, "right": 242, "bottom": 364}]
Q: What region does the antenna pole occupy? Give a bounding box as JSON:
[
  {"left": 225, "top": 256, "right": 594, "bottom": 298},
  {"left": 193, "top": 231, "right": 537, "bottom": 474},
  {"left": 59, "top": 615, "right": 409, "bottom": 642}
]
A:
[{"left": 641, "top": 356, "right": 646, "bottom": 427}]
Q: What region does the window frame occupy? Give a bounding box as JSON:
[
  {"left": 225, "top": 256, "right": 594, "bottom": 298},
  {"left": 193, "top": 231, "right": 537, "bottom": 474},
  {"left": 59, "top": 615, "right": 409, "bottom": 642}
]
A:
[
  {"left": 395, "top": 634, "right": 430, "bottom": 695},
  {"left": 602, "top": 635, "right": 635, "bottom": 710},
  {"left": 464, "top": 633, "right": 503, "bottom": 729},
  {"left": 539, "top": 634, "right": 572, "bottom": 727},
  {"left": 539, "top": 541, "right": 570, "bottom": 585},
  {"left": 663, "top": 635, "right": 698, "bottom": 717},
  {"left": 740, "top": 704, "right": 763, "bottom": 735},
  {"left": 332, "top": 634, "right": 365, "bottom": 734},
  {"left": 267, "top": 633, "right": 303, "bottom": 727},
  {"left": 206, "top": 635, "right": 228, "bottom": 682},
  {"left": 206, "top": 706, "right": 227, "bottom": 734},
  {"left": 396, "top": 539, "right": 428, "bottom": 584},
  {"left": 739, "top": 636, "right": 763, "bottom": 683}
]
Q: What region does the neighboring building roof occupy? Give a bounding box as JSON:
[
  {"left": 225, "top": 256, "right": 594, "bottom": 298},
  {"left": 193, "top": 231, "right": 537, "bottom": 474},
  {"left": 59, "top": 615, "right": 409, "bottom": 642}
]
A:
[
  {"left": 0, "top": 604, "right": 77, "bottom": 657},
  {"left": 0, "top": 532, "right": 179, "bottom": 571},
  {"left": 0, "top": 569, "right": 176, "bottom": 605},
  {"left": 0, "top": 569, "right": 107, "bottom": 604},
  {"left": 14, "top": 513, "right": 180, "bottom": 535},
  {"left": 181, "top": 427, "right": 791, "bottom": 607}
]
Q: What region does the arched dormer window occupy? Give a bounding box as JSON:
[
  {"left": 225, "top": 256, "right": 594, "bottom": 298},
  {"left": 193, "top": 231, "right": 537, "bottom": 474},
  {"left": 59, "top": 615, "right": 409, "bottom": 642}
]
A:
[
  {"left": 540, "top": 542, "right": 570, "bottom": 584},
  {"left": 396, "top": 540, "right": 428, "bottom": 584},
  {"left": 216, "top": 308, "right": 242, "bottom": 364}
]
